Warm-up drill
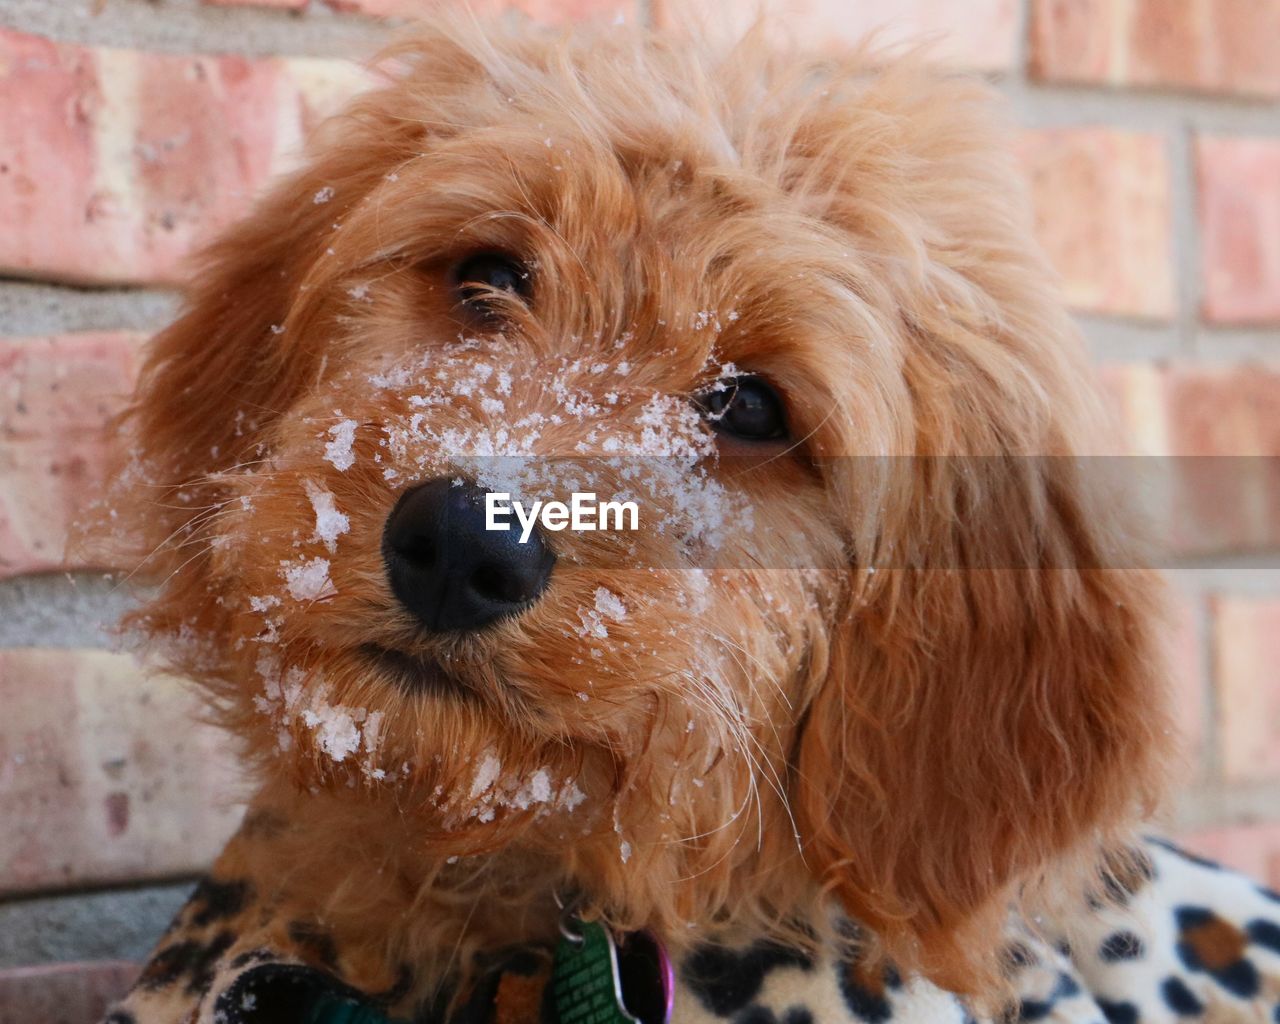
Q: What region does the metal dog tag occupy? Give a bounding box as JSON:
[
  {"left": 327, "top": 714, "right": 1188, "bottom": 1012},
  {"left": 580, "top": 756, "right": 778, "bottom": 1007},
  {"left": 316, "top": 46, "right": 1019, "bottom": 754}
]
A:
[{"left": 552, "top": 920, "right": 673, "bottom": 1024}]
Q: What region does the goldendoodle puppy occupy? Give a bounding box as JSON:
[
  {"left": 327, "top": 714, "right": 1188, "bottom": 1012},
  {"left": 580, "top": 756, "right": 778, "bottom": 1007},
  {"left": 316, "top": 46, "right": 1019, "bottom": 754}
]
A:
[{"left": 100, "top": 17, "right": 1280, "bottom": 1024}]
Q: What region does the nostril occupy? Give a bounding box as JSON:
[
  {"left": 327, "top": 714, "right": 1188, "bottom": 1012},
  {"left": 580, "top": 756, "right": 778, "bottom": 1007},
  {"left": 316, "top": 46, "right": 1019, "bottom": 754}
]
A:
[
  {"left": 470, "top": 562, "right": 527, "bottom": 605},
  {"left": 395, "top": 533, "right": 437, "bottom": 569}
]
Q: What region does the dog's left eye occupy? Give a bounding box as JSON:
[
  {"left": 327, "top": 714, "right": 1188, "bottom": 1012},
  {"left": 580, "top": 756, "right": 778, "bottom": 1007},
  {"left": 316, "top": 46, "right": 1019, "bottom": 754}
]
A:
[
  {"left": 452, "top": 252, "right": 532, "bottom": 319},
  {"left": 695, "top": 376, "right": 789, "bottom": 441}
]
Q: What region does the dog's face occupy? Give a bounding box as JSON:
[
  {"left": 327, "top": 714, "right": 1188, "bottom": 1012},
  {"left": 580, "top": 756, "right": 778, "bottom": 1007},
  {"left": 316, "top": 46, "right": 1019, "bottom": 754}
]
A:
[{"left": 115, "top": 23, "right": 1169, "bottom": 988}]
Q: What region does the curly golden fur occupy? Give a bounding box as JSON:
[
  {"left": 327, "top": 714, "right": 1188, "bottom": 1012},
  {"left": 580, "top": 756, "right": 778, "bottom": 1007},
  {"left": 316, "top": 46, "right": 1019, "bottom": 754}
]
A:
[{"left": 104, "top": 15, "right": 1172, "bottom": 1008}]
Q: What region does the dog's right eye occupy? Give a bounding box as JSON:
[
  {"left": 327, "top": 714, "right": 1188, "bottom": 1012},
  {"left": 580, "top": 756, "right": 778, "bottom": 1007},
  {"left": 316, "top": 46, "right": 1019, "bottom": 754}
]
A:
[{"left": 452, "top": 252, "right": 532, "bottom": 321}]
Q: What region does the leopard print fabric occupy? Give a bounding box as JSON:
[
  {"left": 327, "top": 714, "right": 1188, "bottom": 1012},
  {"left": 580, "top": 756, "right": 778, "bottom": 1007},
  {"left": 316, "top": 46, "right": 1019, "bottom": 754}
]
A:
[{"left": 102, "top": 839, "right": 1280, "bottom": 1024}]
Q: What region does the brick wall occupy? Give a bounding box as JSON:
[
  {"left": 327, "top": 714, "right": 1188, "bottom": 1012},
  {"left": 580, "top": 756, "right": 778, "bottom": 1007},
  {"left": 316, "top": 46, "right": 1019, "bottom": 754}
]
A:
[{"left": 0, "top": 0, "right": 1277, "bottom": 1015}]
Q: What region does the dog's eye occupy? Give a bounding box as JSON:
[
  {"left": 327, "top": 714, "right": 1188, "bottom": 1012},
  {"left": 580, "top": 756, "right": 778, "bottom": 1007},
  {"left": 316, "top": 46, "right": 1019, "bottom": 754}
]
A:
[
  {"left": 453, "top": 252, "right": 532, "bottom": 317},
  {"left": 695, "top": 376, "right": 789, "bottom": 441}
]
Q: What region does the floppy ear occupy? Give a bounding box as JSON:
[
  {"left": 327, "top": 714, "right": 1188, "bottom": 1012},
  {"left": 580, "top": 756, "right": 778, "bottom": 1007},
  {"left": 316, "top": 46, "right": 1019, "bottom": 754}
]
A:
[
  {"left": 784, "top": 64, "right": 1172, "bottom": 992},
  {"left": 794, "top": 462, "right": 1169, "bottom": 991}
]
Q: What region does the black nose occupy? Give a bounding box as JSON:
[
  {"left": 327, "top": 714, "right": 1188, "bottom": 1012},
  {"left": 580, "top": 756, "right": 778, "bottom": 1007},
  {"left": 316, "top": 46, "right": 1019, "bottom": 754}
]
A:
[{"left": 382, "top": 477, "right": 554, "bottom": 633}]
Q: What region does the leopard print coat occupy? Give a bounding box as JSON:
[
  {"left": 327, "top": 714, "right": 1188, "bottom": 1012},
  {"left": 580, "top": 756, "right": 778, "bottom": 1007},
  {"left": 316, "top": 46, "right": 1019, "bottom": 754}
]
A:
[{"left": 102, "top": 837, "right": 1280, "bottom": 1024}]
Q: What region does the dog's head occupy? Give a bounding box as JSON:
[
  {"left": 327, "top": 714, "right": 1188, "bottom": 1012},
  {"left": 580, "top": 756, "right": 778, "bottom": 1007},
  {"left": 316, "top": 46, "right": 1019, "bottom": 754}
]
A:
[{"left": 111, "top": 20, "right": 1169, "bottom": 991}]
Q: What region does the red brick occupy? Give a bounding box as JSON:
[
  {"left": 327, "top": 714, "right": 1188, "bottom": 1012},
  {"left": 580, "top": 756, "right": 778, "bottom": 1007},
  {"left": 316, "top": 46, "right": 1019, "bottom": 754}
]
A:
[
  {"left": 1102, "top": 362, "right": 1280, "bottom": 456},
  {"left": 1165, "top": 364, "right": 1280, "bottom": 556},
  {"left": 653, "top": 0, "right": 1018, "bottom": 71},
  {"left": 0, "top": 441, "right": 115, "bottom": 577},
  {"left": 1092, "top": 363, "right": 1280, "bottom": 557},
  {"left": 0, "top": 332, "right": 143, "bottom": 577},
  {"left": 1197, "top": 136, "right": 1280, "bottom": 325},
  {"left": 1214, "top": 596, "right": 1280, "bottom": 782},
  {"left": 1019, "top": 128, "right": 1174, "bottom": 320},
  {"left": 0, "top": 649, "right": 241, "bottom": 895},
  {"left": 129, "top": 58, "right": 289, "bottom": 278},
  {"left": 0, "top": 332, "right": 141, "bottom": 442},
  {"left": 0, "top": 30, "right": 367, "bottom": 286},
  {"left": 0, "top": 961, "right": 137, "bottom": 1024},
  {"left": 1028, "top": 0, "right": 1112, "bottom": 83},
  {"left": 1179, "top": 821, "right": 1280, "bottom": 888},
  {"left": 1164, "top": 364, "right": 1280, "bottom": 458},
  {"left": 0, "top": 33, "right": 101, "bottom": 284},
  {"left": 1029, "top": 0, "right": 1280, "bottom": 97}
]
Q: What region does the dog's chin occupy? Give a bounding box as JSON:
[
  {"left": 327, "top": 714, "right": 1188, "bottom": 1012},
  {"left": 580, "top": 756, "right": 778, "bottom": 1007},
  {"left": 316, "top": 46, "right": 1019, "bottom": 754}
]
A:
[{"left": 360, "top": 643, "right": 474, "bottom": 699}]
